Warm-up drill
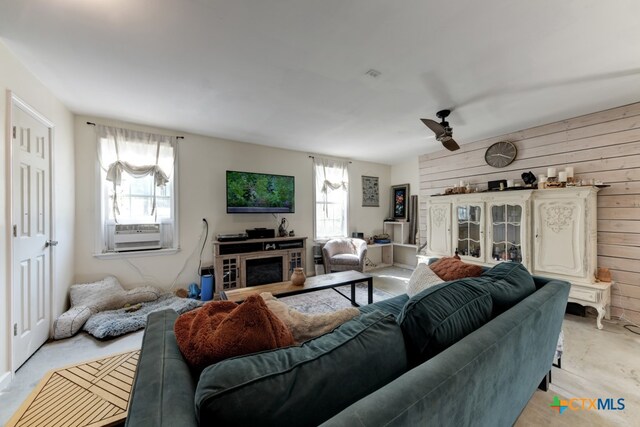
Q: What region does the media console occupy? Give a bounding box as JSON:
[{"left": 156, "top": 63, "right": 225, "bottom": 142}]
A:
[{"left": 213, "top": 236, "right": 307, "bottom": 295}]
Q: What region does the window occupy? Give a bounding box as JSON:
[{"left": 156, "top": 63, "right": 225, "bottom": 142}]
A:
[
  {"left": 96, "top": 125, "right": 177, "bottom": 253},
  {"left": 313, "top": 157, "right": 349, "bottom": 240}
]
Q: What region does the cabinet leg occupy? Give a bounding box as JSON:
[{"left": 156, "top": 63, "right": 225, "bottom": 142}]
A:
[
  {"left": 596, "top": 307, "right": 605, "bottom": 330},
  {"left": 538, "top": 371, "right": 551, "bottom": 391}
]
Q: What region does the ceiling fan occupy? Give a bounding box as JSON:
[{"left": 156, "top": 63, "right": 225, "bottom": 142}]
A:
[{"left": 420, "top": 109, "right": 460, "bottom": 151}]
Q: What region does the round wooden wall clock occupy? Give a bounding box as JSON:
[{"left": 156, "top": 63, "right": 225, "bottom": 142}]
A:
[{"left": 484, "top": 141, "right": 517, "bottom": 168}]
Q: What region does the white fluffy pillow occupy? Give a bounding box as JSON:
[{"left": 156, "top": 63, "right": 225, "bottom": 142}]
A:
[
  {"left": 70, "top": 276, "right": 126, "bottom": 311},
  {"left": 53, "top": 306, "right": 93, "bottom": 339},
  {"left": 70, "top": 276, "right": 160, "bottom": 312},
  {"left": 406, "top": 263, "right": 445, "bottom": 297},
  {"left": 260, "top": 292, "right": 360, "bottom": 343}
]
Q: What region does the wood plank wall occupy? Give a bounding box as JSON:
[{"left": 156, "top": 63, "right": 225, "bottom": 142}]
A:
[{"left": 418, "top": 102, "right": 640, "bottom": 325}]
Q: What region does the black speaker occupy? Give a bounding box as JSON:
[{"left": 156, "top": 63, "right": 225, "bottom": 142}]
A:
[
  {"left": 246, "top": 228, "right": 275, "bottom": 239},
  {"left": 488, "top": 179, "right": 507, "bottom": 191},
  {"left": 352, "top": 232, "right": 364, "bottom": 239}
]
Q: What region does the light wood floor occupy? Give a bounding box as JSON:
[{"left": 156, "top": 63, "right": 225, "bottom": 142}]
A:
[{"left": 516, "top": 315, "right": 640, "bottom": 426}]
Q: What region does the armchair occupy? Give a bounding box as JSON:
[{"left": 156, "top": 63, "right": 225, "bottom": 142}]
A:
[{"left": 322, "top": 238, "right": 368, "bottom": 273}]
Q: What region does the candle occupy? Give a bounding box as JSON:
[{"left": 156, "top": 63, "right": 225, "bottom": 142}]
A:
[
  {"left": 506, "top": 179, "right": 514, "bottom": 188},
  {"left": 459, "top": 180, "right": 465, "bottom": 187},
  {"left": 547, "top": 167, "right": 557, "bottom": 178},
  {"left": 539, "top": 174, "right": 547, "bottom": 183},
  {"left": 558, "top": 171, "right": 567, "bottom": 182},
  {"left": 565, "top": 167, "right": 574, "bottom": 178}
]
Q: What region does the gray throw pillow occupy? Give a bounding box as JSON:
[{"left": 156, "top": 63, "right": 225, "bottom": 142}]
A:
[{"left": 406, "top": 263, "right": 445, "bottom": 297}]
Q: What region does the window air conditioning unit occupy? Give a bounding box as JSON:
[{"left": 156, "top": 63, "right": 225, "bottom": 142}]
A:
[{"left": 114, "top": 223, "right": 162, "bottom": 252}]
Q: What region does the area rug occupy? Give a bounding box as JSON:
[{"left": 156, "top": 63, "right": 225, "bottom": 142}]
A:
[
  {"left": 280, "top": 283, "right": 394, "bottom": 314},
  {"left": 6, "top": 350, "right": 139, "bottom": 427},
  {"left": 84, "top": 294, "right": 203, "bottom": 339}
]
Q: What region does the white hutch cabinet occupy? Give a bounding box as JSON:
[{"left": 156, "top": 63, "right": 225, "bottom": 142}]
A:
[
  {"left": 424, "top": 187, "right": 610, "bottom": 328},
  {"left": 449, "top": 191, "right": 532, "bottom": 268},
  {"left": 425, "top": 201, "right": 452, "bottom": 257}
]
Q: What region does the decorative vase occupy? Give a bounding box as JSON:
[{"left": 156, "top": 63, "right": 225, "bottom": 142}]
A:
[{"left": 291, "top": 267, "right": 306, "bottom": 286}]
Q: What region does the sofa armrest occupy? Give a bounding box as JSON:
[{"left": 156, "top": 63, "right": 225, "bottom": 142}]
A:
[
  {"left": 322, "top": 281, "right": 570, "bottom": 427},
  {"left": 126, "top": 309, "right": 198, "bottom": 427}
]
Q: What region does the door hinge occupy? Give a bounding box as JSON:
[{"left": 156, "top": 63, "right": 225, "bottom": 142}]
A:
[
  {"left": 14, "top": 324, "right": 17, "bottom": 336},
  {"left": 13, "top": 126, "right": 16, "bottom": 139},
  {"left": 13, "top": 225, "right": 17, "bottom": 237}
]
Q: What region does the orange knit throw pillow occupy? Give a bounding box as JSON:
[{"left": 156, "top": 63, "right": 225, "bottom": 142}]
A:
[
  {"left": 429, "top": 257, "right": 483, "bottom": 282},
  {"left": 174, "top": 295, "right": 295, "bottom": 370}
]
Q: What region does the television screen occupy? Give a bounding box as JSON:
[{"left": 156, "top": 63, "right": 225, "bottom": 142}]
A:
[{"left": 226, "top": 171, "right": 295, "bottom": 213}]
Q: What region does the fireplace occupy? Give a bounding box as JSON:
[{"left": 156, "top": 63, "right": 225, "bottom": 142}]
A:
[{"left": 245, "top": 256, "right": 284, "bottom": 286}]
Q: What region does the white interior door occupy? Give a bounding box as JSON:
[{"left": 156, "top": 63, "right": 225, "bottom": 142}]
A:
[{"left": 11, "top": 99, "right": 53, "bottom": 370}]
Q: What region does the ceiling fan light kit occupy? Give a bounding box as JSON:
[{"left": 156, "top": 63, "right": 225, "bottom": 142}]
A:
[{"left": 420, "top": 109, "right": 461, "bottom": 151}]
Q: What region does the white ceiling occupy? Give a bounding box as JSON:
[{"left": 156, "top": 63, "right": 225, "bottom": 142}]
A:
[{"left": 1, "top": 0, "right": 640, "bottom": 165}]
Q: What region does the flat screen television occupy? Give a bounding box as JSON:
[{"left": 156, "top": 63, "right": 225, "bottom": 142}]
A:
[{"left": 226, "top": 170, "right": 295, "bottom": 213}]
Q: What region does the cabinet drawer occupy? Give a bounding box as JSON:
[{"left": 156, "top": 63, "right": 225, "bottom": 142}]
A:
[{"left": 569, "top": 286, "right": 598, "bottom": 303}]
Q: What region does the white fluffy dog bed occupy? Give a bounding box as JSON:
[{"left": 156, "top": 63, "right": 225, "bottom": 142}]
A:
[{"left": 53, "top": 276, "right": 161, "bottom": 339}]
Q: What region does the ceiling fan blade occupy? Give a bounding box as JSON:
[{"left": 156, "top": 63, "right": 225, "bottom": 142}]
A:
[
  {"left": 420, "top": 118, "right": 446, "bottom": 138},
  {"left": 440, "top": 136, "right": 460, "bottom": 151}
]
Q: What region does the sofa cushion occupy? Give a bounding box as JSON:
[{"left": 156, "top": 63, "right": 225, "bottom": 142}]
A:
[
  {"left": 479, "top": 262, "right": 537, "bottom": 316},
  {"left": 398, "top": 279, "right": 493, "bottom": 363},
  {"left": 429, "top": 257, "right": 484, "bottom": 281},
  {"left": 195, "top": 311, "right": 407, "bottom": 427},
  {"left": 406, "top": 262, "right": 445, "bottom": 297},
  {"left": 359, "top": 294, "right": 410, "bottom": 318},
  {"left": 174, "top": 295, "right": 294, "bottom": 370}
]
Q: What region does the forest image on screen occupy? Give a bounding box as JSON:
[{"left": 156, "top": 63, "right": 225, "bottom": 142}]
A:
[{"left": 227, "top": 171, "right": 295, "bottom": 213}]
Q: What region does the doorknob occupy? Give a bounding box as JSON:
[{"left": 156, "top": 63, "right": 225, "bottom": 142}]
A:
[{"left": 45, "top": 240, "right": 59, "bottom": 247}]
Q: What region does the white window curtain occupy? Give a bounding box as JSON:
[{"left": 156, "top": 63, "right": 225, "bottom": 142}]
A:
[
  {"left": 314, "top": 157, "right": 349, "bottom": 240},
  {"left": 96, "top": 125, "right": 177, "bottom": 252},
  {"left": 97, "top": 125, "right": 176, "bottom": 221}
]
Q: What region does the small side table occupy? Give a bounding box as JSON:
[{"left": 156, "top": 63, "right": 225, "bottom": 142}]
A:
[{"left": 567, "top": 281, "right": 612, "bottom": 329}]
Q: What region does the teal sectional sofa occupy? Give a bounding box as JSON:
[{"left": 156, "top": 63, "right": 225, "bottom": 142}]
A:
[{"left": 126, "top": 263, "right": 569, "bottom": 427}]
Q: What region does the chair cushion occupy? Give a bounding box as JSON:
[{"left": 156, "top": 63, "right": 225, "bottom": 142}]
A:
[
  {"left": 325, "top": 239, "right": 357, "bottom": 254},
  {"left": 398, "top": 279, "right": 493, "bottom": 364},
  {"left": 429, "top": 257, "right": 484, "bottom": 281},
  {"left": 174, "top": 295, "right": 294, "bottom": 370},
  {"left": 479, "top": 262, "right": 537, "bottom": 316},
  {"left": 330, "top": 254, "right": 360, "bottom": 265},
  {"left": 195, "top": 311, "right": 407, "bottom": 427}
]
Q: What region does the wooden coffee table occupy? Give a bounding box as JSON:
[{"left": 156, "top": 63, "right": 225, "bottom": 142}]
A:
[{"left": 220, "top": 270, "right": 374, "bottom": 306}]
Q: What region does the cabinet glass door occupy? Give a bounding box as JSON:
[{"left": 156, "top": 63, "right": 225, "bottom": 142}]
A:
[
  {"left": 456, "top": 204, "right": 482, "bottom": 259},
  {"left": 490, "top": 204, "right": 522, "bottom": 263}
]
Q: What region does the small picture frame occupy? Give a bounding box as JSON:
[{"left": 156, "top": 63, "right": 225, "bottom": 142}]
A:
[
  {"left": 391, "top": 184, "right": 410, "bottom": 220},
  {"left": 362, "top": 176, "right": 379, "bottom": 207}
]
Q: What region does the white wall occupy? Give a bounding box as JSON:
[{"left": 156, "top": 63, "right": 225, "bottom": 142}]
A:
[
  {"left": 74, "top": 115, "right": 391, "bottom": 289},
  {"left": 0, "top": 41, "right": 75, "bottom": 387},
  {"left": 391, "top": 157, "right": 419, "bottom": 195}
]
